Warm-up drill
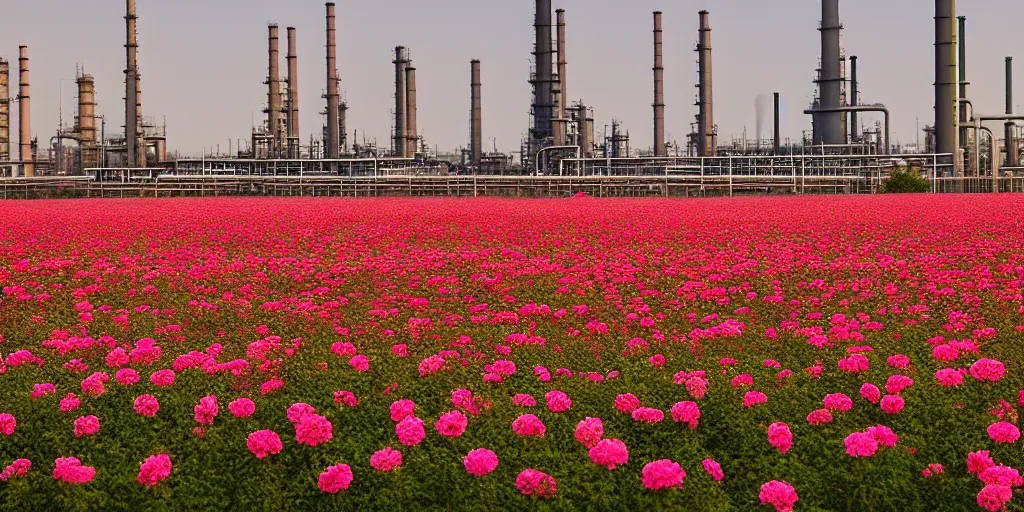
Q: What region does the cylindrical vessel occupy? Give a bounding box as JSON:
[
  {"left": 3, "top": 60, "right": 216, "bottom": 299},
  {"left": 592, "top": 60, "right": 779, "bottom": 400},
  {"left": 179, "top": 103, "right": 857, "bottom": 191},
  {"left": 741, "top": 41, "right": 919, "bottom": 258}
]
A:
[
  {"left": 471, "top": 60, "right": 482, "bottom": 166},
  {"left": 653, "top": 11, "right": 666, "bottom": 157},
  {"left": 18, "top": 45, "right": 33, "bottom": 176},
  {"left": 326, "top": 2, "right": 340, "bottom": 159},
  {"left": 405, "top": 67, "right": 417, "bottom": 157}
]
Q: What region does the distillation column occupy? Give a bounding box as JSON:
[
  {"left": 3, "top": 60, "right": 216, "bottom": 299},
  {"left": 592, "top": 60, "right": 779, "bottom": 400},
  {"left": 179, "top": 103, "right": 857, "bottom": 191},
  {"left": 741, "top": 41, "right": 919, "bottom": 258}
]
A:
[
  {"left": 287, "top": 27, "right": 299, "bottom": 158},
  {"left": 934, "top": 0, "right": 957, "bottom": 173},
  {"left": 325, "top": 2, "right": 340, "bottom": 160},
  {"left": 653, "top": 11, "right": 666, "bottom": 157},
  {"left": 1006, "top": 57, "right": 1017, "bottom": 168},
  {"left": 471, "top": 60, "right": 482, "bottom": 167},
  {"left": 18, "top": 46, "right": 33, "bottom": 176},
  {"left": 817, "top": 0, "right": 844, "bottom": 145},
  {"left": 554, "top": 8, "right": 567, "bottom": 146},
  {"left": 0, "top": 58, "right": 9, "bottom": 165},
  {"left": 406, "top": 67, "right": 417, "bottom": 157},
  {"left": 696, "top": 11, "right": 716, "bottom": 156},
  {"left": 394, "top": 47, "right": 408, "bottom": 158},
  {"left": 76, "top": 72, "right": 98, "bottom": 169},
  {"left": 267, "top": 24, "right": 283, "bottom": 157}
]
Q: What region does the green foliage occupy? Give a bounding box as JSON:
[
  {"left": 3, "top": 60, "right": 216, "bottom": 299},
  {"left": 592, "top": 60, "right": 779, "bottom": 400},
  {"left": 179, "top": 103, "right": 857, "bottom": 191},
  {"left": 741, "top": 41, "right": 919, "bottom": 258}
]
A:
[{"left": 881, "top": 169, "right": 930, "bottom": 194}]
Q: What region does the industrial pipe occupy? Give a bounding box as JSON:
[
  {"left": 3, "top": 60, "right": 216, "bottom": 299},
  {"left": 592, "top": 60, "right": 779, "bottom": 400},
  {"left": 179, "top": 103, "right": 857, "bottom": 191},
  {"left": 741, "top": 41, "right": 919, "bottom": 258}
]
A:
[
  {"left": 803, "top": 105, "right": 890, "bottom": 154},
  {"left": 958, "top": 16, "right": 968, "bottom": 156},
  {"left": 934, "top": 0, "right": 957, "bottom": 170},
  {"left": 405, "top": 67, "right": 417, "bottom": 158},
  {"left": 325, "top": 2, "right": 340, "bottom": 160},
  {"left": 773, "top": 92, "right": 781, "bottom": 155},
  {"left": 696, "top": 10, "right": 715, "bottom": 156},
  {"left": 1006, "top": 57, "right": 1017, "bottom": 168},
  {"left": 393, "top": 46, "right": 407, "bottom": 157},
  {"left": 287, "top": 27, "right": 299, "bottom": 155},
  {"left": 850, "top": 56, "right": 858, "bottom": 141},
  {"left": 555, "top": 9, "right": 567, "bottom": 147},
  {"left": 125, "top": 0, "right": 138, "bottom": 169},
  {"left": 535, "top": 145, "right": 580, "bottom": 174},
  {"left": 653, "top": 11, "right": 666, "bottom": 157},
  {"left": 18, "top": 45, "right": 32, "bottom": 176},
  {"left": 470, "top": 60, "right": 482, "bottom": 167},
  {"left": 268, "top": 24, "right": 282, "bottom": 156}
]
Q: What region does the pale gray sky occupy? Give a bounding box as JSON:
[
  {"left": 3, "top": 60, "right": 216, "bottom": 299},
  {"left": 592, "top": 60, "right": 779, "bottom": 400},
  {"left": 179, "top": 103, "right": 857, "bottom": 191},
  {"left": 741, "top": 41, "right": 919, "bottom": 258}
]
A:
[{"left": 2, "top": 0, "right": 1022, "bottom": 156}]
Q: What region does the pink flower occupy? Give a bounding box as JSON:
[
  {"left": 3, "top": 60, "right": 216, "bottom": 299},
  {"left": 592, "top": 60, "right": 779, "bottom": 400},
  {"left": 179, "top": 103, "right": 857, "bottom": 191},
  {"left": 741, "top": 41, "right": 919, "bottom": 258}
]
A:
[
  {"left": 970, "top": 359, "right": 1006, "bottom": 382},
  {"left": 615, "top": 393, "right": 641, "bottom": 413},
  {"left": 390, "top": 400, "right": 416, "bottom": 422},
  {"left": 987, "top": 422, "right": 1021, "bottom": 444},
  {"left": 512, "top": 414, "right": 546, "bottom": 437},
  {"left": 59, "top": 393, "right": 81, "bottom": 412},
  {"left": 0, "top": 459, "right": 31, "bottom": 482},
  {"left": 921, "top": 463, "right": 944, "bottom": 478},
  {"left": 228, "top": 398, "right": 256, "bottom": 418},
  {"left": 731, "top": 374, "right": 754, "bottom": 387},
  {"left": 686, "top": 377, "right": 709, "bottom": 399},
  {"left": 287, "top": 403, "right": 316, "bottom": 423},
  {"left": 31, "top": 383, "right": 56, "bottom": 398},
  {"left": 880, "top": 395, "right": 905, "bottom": 415},
  {"left": 968, "top": 450, "right": 996, "bottom": 475},
  {"left": 391, "top": 344, "right": 408, "bottom": 357},
  {"left": 318, "top": 463, "right": 353, "bottom": 494},
  {"left": 932, "top": 344, "right": 960, "bottom": 362},
  {"left": 463, "top": 448, "right": 499, "bottom": 477},
  {"left": 589, "top": 438, "right": 629, "bottom": 469},
  {"left": 977, "top": 485, "right": 1013, "bottom": 512},
  {"left": 53, "top": 457, "right": 95, "bottom": 484},
  {"left": 885, "top": 375, "right": 914, "bottom": 395},
  {"left": 348, "top": 355, "right": 370, "bottom": 372},
  {"left": 435, "top": 410, "right": 469, "bottom": 437},
  {"left": 859, "top": 383, "right": 881, "bottom": 404},
  {"left": 334, "top": 390, "right": 358, "bottom": 408},
  {"left": 246, "top": 430, "right": 283, "bottom": 458},
  {"left": 115, "top": 368, "right": 139, "bottom": 386},
  {"left": 516, "top": 469, "right": 557, "bottom": 498},
  {"left": 671, "top": 401, "right": 701, "bottom": 429},
  {"left": 106, "top": 348, "right": 129, "bottom": 367},
  {"left": 844, "top": 432, "right": 879, "bottom": 457},
  {"left": 545, "top": 390, "right": 572, "bottom": 413},
  {"left": 837, "top": 354, "right": 869, "bottom": 373},
  {"left": 642, "top": 459, "right": 686, "bottom": 490},
  {"left": 935, "top": 368, "right": 964, "bottom": 387},
  {"left": 150, "top": 369, "right": 175, "bottom": 387},
  {"left": 137, "top": 454, "right": 171, "bottom": 486},
  {"left": 648, "top": 354, "right": 666, "bottom": 367},
  {"left": 866, "top": 425, "right": 899, "bottom": 447},
  {"left": 979, "top": 465, "right": 1023, "bottom": 487},
  {"left": 575, "top": 417, "right": 604, "bottom": 448},
  {"left": 331, "top": 342, "right": 357, "bottom": 357},
  {"left": 512, "top": 394, "right": 536, "bottom": 407},
  {"left": 193, "top": 395, "right": 218, "bottom": 425},
  {"left": 259, "top": 379, "right": 285, "bottom": 395},
  {"left": 632, "top": 407, "right": 665, "bottom": 423},
  {"left": 886, "top": 354, "right": 911, "bottom": 368},
  {"left": 702, "top": 458, "right": 724, "bottom": 481},
  {"left": 295, "top": 414, "right": 333, "bottom": 446},
  {"left": 768, "top": 422, "right": 793, "bottom": 454},
  {"left": 759, "top": 480, "right": 799, "bottom": 512},
  {"left": 73, "top": 415, "right": 100, "bottom": 437},
  {"left": 134, "top": 394, "right": 159, "bottom": 417},
  {"left": 370, "top": 447, "right": 403, "bottom": 472},
  {"left": 823, "top": 393, "right": 853, "bottom": 412},
  {"left": 807, "top": 409, "right": 833, "bottom": 425},
  {"left": 396, "top": 416, "right": 426, "bottom": 446},
  {"left": 743, "top": 391, "right": 768, "bottom": 408}
]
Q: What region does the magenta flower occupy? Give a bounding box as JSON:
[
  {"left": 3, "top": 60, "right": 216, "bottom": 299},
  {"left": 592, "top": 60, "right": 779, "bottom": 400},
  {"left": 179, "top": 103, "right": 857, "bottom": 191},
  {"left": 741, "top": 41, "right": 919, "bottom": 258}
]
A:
[
  {"left": 463, "top": 448, "right": 499, "bottom": 477},
  {"left": 370, "top": 447, "right": 403, "bottom": 472},
  {"left": 137, "top": 454, "right": 171, "bottom": 486},
  {"left": 648, "top": 354, "right": 666, "bottom": 367},
  {"left": 318, "top": 463, "right": 353, "bottom": 494},
  {"left": 391, "top": 344, "right": 408, "bottom": 357},
  {"left": 334, "top": 390, "right": 358, "bottom": 408},
  {"left": 396, "top": 416, "right": 426, "bottom": 446},
  {"left": 759, "top": 480, "right": 799, "bottom": 512},
  {"left": 390, "top": 400, "right": 416, "bottom": 422},
  {"left": 932, "top": 344, "right": 960, "bottom": 362},
  {"left": 807, "top": 409, "right": 833, "bottom": 425},
  {"left": 977, "top": 485, "right": 1013, "bottom": 512},
  {"left": 512, "top": 414, "right": 546, "bottom": 437},
  {"left": 978, "top": 465, "right": 1023, "bottom": 487},
  {"left": 134, "top": 394, "right": 159, "bottom": 417},
  {"left": 702, "top": 458, "right": 724, "bottom": 481},
  {"left": 287, "top": 403, "right": 316, "bottom": 424},
  {"left": 642, "top": 459, "right": 685, "bottom": 490},
  {"left": 968, "top": 450, "right": 996, "bottom": 475},
  {"left": 575, "top": 417, "right": 604, "bottom": 448},
  {"left": 731, "top": 374, "right": 754, "bottom": 387},
  {"left": 435, "top": 410, "right": 469, "bottom": 437},
  {"left": 545, "top": 390, "right": 572, "bottom": 413},
  {"left": 880, "top": 395, "right": 905, "bottom": 415},
  {"left": 512, "top": 394, "right": 536, "bottom": 407},
  {"left": 52, "top": 457, "right": 95, "bottom": 484},
  {"left": 348, "top": 355, "right": 370, "bottom": 372},
  {"left": 516, "top": 469, "right": 557, "bottom": 498},
  {"left": 246, "top": 430, "right": 282, "bottom": 459},
  {"left": 295, "top": 414, "right": 333, "bottom": 447},
  {"left": 59, "top": 393, "right": 81, "bottom": 412},
  {"left": 743, "top": 391, "right": 768, "bottom": 408},
  {"left": 73, "top": 415, "right": 100, "bottom": 438},
  {"left": 0, "top": 459, "right": 31, "bottom": 482},
  {"left": 885, "top": 375, "right": 914, "bottom": 395},
  {"left": 671, "top": 401, "right": 701, "bottom": 429},
  {"left": 768, "top": 422, "right": 793, "bottom": 454},
  {"left": 614, "top": 393, "right": 641, "bottom": 413},
  {"left": 193, "top": 395, "right": 219, "bottom": 425},
  {"left": 686, "top": 377, "right": 709, "bottom": 399},
  {"left": 859, "top": 382, "right": 881, "bottom": 404},
  {"left": 935, "top": 368, "right": 964, "bottom": 387},
  {"left": 631, "top": 407, "right": 665, "bottom": 423},
  {"left": 150, "top": 369, "right": 175, "bottom": 387},
  {"left": 32, "top": 383, "right": 56, "bottom": 398},
  {"left": 970, "top": 359, "right": 1006, "bottom": 382},
  {"left": 987, "top": 422, "right": 1021, "bottom": 444},
  {"left": 228, "top": 398, "right": 256, "bottom": 418},
  {"left": 115, "top": 368, "right": 139, "bottom": 386},
  {"left": 886, "top": 354, "right": 911, "bottom": 368},
  {"left": 844, "top": 432, "right": 879, "bottom": 457},
  {"left": 589, "top": 438, "right": 629, "bottom": 469},
  {"left": 823, "top": 393, "right": 853, "bottom": 412}
]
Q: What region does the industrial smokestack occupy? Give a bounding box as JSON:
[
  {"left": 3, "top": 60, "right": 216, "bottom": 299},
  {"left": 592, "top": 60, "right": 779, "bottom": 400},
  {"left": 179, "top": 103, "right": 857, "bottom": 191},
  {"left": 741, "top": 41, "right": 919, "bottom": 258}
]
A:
[
  {"left": 554, "top": 8, "right": 567, "bottom": 146},
  {"left": 533, "top": 0, "right": 554, "bottom": 141},
  {"left": 125, "top": 0, "right": 138, "bottom": 168},
  {"left": 287, "top": 26, "right": 299, "bottom": 157},
  {"left": 696, "top": 11, "right": 716, "bottom": 157},
  {"left": 934, "top": 0, "right": 956, "bottom": 169},
  {"left": 817, "top": 0, "right": 844, "bottom": 145},
  {"left": 325, "top": 2, "right": 340, "bottom": 160},
  {"left": 268, "top": 24, "right": 283, "bottom": 156},
  {"left": 850, "top": 56, "right": 858, "bottom": 141},
  {"left": 404, "top": 67, "right": 414, "bottom": 157},
  {"left": 394, "top": 46, "right": 408, "bottom": 157},
  {"left": 1006, "top": 57, "right": 1017, "bottom": 168},
  {"left": 774, "top": 92, "right": 781, "bottom": 154},
  {"left": 0, "top": 58, "right": 9, "bottom": 165},
  {"left": 958, "top": 16, "right": 968, "bottom": 155},
  {"left": 471, "top": 59, "right": 482, "bottom": 167},
  {"left": 653, "top": 11, "right": 666, "bottom": 157},
  {"left": 76, "top": 71, "right": 98, "bottom": 169},
  {"left": 18, "top": 46, "right": 32, "bottom": 177}
]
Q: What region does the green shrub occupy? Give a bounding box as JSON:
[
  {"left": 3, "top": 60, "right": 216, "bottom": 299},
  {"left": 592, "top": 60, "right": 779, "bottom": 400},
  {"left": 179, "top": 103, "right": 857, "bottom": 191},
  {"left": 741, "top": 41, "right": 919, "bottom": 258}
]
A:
[{"left": 880, "top": 169, "right": 930, "bottom": 194}]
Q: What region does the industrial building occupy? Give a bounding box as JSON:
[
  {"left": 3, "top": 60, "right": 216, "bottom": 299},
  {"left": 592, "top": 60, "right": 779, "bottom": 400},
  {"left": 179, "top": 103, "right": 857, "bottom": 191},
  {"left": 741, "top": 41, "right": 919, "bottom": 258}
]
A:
[{"left": 0, "top": 0, "right": 1021, "bottom": 195}]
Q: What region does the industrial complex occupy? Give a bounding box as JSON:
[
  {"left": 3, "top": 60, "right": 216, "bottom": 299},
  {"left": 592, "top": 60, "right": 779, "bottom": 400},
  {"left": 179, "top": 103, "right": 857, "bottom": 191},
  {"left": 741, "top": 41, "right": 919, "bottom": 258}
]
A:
[{"left": 0, "top": 0, "right": 1021, "bottom": 197}]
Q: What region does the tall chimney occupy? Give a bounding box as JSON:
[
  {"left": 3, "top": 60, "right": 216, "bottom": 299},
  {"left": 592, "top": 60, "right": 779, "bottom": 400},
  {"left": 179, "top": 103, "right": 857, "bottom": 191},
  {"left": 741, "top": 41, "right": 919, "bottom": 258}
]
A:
[
  {"left": 393, "top": 46, "right": 408, "bottom": 157},
  {"left": 405, "top": 67, "right": 417, "bottom": 157},
  {"left": 339, "top": 102, "right": 348, "bottom": 154},
  {"left": 696, "top": 11, "right": 716, "bottom": 157},
  {"left": 136, "top": 73, "right": 145, "bottom": 168},
  {"left": 935, "top": 0, "right": 956, "bottom": 171},
  {"left": 0, "top": 58, "right": 9, "bottom": 165},
  {"left": 1006, "top": 57, "right": 1017, "bottom": 168},
  {"left": 268, "top": 24, "right": 282, "bottom": 156},
  {"left": 76, "top": 72, "right": 99, "bottom": 170},
  {"left": 325, "top": 2, "right": 340, "bottom": 160},
  {"left": 774, "top": 92, "right": 781, "bottom": 154},
  {"left": 471, "top": 60, "right": 482, "bottom": 167},
  {"left": 817, "top": 0, "right": 844, "bottom": 145},
  {"left": 958, "top": 16, "right": 968, "bottom": 156},
  {"left": 18, "top": 46, "right": 32, "bottom": 177},
  {"left": 125, "top": 0, "right": 138, "bottom": 168},
  {"left": 849, "top": 56, "right": 858, "bottom": 141},
  {"left": 533, "top": 0, "right": 554, "bottom": 141},
  {"left": 653, "top": 11, "right": 666, "bottom": 157},
  {"left": 287, "top": 26, "right": 299, "bottom": 157},
  {"left": 554, "top": 8, "right": 567, "bottom": 146}
]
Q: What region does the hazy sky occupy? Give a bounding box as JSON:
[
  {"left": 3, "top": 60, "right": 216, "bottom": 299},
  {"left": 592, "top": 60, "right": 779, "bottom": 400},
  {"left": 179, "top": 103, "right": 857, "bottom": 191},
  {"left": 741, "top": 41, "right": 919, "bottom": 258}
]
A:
[{"left": 2, "top": 0, "right": 1023, "bottom": 157}]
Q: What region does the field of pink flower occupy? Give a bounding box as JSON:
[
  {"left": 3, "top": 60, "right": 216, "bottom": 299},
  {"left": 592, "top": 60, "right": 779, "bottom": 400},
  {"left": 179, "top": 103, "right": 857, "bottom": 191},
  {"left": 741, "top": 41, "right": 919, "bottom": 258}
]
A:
[{"left": 0, "top": 195, "right": 1022, "bottom": 511}]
